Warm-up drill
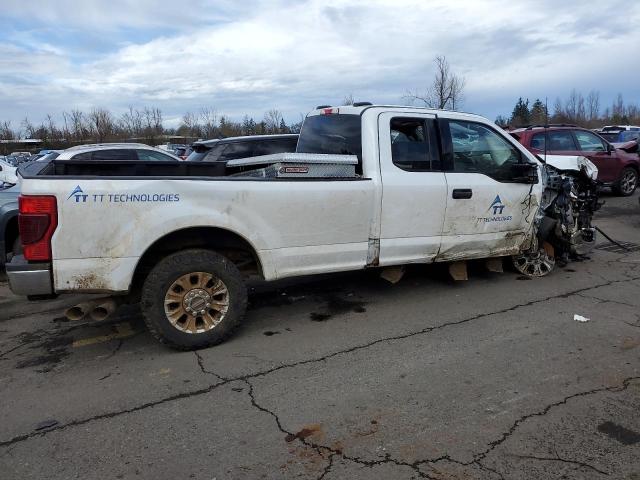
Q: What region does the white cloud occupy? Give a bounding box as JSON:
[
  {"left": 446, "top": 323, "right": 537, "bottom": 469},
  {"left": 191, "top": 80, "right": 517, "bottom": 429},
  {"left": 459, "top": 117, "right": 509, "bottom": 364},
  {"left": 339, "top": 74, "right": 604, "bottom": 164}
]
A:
[{"left": 1, "top": 0, "right": 639, "bottom": 125}]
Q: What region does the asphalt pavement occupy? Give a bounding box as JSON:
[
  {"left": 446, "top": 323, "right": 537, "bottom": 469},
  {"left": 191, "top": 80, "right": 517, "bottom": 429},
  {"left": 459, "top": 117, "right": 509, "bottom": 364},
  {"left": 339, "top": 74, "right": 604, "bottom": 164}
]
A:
[{"left": 0, "top": 191, "right": 639, "bottom": 480}]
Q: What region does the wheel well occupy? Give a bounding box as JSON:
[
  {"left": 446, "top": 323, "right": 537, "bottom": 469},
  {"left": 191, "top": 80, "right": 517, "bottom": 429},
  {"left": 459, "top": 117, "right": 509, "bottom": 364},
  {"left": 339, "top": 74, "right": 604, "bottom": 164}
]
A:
[
  {"left": 4, "top": 216, "right": 18, "bottom": 256},
  {"left": 130, "top": 227, "right": 263, "bottom": 296}
]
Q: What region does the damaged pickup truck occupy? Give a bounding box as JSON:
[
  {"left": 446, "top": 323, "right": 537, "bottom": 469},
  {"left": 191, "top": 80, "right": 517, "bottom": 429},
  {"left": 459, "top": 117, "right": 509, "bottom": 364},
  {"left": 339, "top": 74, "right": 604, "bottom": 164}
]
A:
[{"left": 7, "top": 104, "right": 600, "bottom": 349}]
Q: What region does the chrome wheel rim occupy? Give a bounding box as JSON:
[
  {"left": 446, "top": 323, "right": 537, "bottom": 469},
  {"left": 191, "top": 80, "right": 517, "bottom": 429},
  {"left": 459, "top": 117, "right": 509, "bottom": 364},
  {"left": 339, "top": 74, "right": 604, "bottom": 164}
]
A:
[
  {"left": 164, "top": 272, "right": 229, "bottom": 334},
  {"left": 512, "top": 247, "right": 555, "bottom": 277},
  {"left": 621, "top": 170, "right": 637, "bottom": 195}
]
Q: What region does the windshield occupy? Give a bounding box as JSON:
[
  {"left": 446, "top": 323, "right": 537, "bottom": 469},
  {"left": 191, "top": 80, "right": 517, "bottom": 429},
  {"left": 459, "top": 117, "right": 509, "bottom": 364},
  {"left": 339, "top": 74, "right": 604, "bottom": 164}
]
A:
[
  {"left": 296, "top": 114, "right": 362, "bottom": 158},
  {"left": 620, "top": 130, "right": 640, "bottom": 142}
]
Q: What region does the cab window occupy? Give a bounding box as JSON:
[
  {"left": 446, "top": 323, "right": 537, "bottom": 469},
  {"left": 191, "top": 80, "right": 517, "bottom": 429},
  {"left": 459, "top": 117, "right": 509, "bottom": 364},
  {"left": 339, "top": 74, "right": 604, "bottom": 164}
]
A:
[
  {"left": 390, "top": 117, "right": 440, "bottom": 171},
  {"left": 448, "top": 120, "right": 523, "bottom": 182},
  {"left": 574, "top": 130, "right": 607, "bottom": 152}
]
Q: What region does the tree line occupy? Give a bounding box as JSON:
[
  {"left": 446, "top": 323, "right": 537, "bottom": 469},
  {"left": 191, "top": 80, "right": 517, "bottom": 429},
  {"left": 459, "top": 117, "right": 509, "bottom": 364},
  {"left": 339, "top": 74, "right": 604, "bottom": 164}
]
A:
[
  {"left": 0, "top": 107, "right": 300, "bottom": 148},
  {"left": 497, "top": 90, "right": 640, "bottom": 129}
]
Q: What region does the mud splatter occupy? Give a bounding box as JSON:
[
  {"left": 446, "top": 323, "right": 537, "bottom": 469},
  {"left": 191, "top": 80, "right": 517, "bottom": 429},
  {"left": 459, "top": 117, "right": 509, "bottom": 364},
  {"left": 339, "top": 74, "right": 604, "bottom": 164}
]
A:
[{"left": 285, "top": 424, "right": 323, "bottom": 443}]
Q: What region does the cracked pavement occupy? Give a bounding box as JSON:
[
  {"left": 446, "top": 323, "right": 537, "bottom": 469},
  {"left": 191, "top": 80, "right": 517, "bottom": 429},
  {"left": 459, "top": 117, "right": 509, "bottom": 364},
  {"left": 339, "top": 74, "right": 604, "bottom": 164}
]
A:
[{"left": 0, "top": 192, "right": 639, "bottom": 479}]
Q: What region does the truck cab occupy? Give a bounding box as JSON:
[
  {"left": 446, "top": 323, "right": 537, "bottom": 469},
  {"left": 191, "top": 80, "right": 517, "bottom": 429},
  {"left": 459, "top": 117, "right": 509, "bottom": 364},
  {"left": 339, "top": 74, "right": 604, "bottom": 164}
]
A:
[{"left": 298, "top": 105, "right": 541, "bottom": 265}]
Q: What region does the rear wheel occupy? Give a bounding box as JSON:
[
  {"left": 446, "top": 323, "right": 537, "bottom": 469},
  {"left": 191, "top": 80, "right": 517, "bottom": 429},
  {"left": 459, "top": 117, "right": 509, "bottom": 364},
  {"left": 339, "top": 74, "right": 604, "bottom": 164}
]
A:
[
  {"left": 141, "top": 249, "right": 247, "bottom": 350},
  {"left": 614, "top": 167, "right": 638, "bottom": 196}
]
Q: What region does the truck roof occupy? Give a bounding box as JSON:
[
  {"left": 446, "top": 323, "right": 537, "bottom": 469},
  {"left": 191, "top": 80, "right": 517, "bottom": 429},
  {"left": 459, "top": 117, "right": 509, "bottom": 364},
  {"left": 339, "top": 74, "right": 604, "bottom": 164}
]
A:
[{"left": 306, "top": 104, "right": 488, "bottom": 122}]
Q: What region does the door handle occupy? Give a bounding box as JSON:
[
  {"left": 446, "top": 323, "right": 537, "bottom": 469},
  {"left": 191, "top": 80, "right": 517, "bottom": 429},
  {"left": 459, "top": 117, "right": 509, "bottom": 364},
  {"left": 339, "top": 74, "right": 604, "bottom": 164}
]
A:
[{"left": 452, "top": 188, "right": 472, "bottom": 199}]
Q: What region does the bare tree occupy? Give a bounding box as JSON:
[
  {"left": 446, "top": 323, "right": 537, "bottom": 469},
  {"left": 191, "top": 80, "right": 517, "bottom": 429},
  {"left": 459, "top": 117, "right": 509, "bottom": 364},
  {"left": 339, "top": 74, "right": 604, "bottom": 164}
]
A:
[
  {"left": 586, "top": 90, "right": 600, "bottom": 123},
  {"left": 405, "top": 55, "right": 465, "bottom": 110},
  {"left": 341, "top": 93, "right": 354, "bottom": 105},
  {"left": 0, "top": 121, "right": 16, "bottom": 140},
  {"left": 264, "top": 109, "right": 284, "bottom": 133},
  {"left": 21, "top": 117, "right": 36, "bottom": 139},
  {"left": 179, "top": 111, "right": 202, "bottom": 139},
  {"left": 142, "top": 107, "right": 163, "bottom": 143},
  {"left": 87, "top": 108, "right": 116, "bottom": 143},
  {"left": 120, "top": 106, "right": 144, "bottom": 138},
  {"left": 200, "top": 107, "right": 218, "bottom": 139},
  {"left": 63, "top": 109, "right": 87, "bottom": 142}
]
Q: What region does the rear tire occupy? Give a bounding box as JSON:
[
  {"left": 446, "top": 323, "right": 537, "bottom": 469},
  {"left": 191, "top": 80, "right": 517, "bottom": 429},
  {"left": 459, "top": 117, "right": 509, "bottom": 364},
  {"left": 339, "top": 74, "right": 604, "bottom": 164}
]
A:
[
  {"left": 614, "top": 167, "right": 638, "bottom": 196},
  {"left": 141, "top": 249, "right": 247, "bottom": 350}
]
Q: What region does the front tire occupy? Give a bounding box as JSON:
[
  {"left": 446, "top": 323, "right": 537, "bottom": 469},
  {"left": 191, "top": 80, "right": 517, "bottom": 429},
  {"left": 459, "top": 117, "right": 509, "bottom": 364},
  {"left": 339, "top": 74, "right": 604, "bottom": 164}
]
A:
[
  {"left": 614, "top": 167, "right": 638, "bottom": 196},
  {"left": 141, "top": 249, "right": 247, "bottom": 350}
]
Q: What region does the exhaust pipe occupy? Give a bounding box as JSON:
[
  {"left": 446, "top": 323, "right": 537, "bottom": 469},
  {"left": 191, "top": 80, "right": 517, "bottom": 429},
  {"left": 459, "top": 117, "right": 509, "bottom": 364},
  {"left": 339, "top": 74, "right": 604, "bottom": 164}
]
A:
[
  {"left": 64, "top": 302, "right": 95, "bottom": 321},
  {"left": 64, "top": 297, "right": 122, "bottom": 322},
  {"left": 89, "top": 299, "right": 118, "bottom": 322}
]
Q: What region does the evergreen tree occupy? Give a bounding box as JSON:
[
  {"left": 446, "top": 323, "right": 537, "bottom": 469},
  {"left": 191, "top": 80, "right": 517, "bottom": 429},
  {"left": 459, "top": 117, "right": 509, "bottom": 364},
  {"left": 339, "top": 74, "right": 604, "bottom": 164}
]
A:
[
  {"left": 510, "top": 97, "right": 530, "bottom": 127},
  {"left": 279, "top": 118, "right": 289, "bottom": 133},
  {"left": 530, "top": 99, "right": 548, "bottom": 125}
]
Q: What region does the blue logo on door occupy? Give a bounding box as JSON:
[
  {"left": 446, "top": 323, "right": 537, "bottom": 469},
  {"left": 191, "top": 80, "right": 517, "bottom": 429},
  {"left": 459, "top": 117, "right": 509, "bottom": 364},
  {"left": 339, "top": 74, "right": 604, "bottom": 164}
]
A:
[{"left": 490, "top": 195, "right": 505, "bottom": 215}]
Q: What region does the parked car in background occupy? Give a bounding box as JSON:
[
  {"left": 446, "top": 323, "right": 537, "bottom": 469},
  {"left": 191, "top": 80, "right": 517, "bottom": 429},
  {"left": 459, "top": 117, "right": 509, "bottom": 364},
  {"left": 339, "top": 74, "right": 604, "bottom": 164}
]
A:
[
  {"left": 187, "top": 134, "right": 299, "bottom": 162},
  {"left": 597, "top": 125, "right": 640, "bottom": 144},
  {"left": 511, "top": 125, "right": 640, "bottom": 196},
  {"left": 0, "top": 159, "right": 18, "bottom": 185},
  {"left": 173, "top": 145, "right": 193, "bottom": 160},
  {"left": 0, "top": 144, "right": 180, "bottom": 272},
  {"left": 55, "top": 143, "right": 182, "bottom": 162}
]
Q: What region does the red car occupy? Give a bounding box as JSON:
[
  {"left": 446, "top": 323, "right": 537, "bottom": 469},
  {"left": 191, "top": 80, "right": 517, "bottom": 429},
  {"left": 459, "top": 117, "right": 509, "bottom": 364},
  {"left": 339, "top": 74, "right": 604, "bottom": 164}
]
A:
[{"left": 511, "top": 125, "right": 639, "bottom": 196}]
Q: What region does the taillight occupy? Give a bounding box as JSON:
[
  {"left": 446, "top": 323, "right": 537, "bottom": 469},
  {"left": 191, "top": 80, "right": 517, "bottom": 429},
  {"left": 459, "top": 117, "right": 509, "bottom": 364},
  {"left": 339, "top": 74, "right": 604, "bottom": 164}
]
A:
[{"left": 18, "top": 195, "right": 58, "bottom": 261}]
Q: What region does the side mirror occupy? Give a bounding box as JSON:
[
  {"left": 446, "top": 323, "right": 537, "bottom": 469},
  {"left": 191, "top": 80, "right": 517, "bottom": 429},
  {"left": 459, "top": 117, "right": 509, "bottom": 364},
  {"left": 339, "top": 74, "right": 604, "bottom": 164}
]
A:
[
  {"left": 607, "top": 143, "right": 614, "bottom": 154},
  {"left": 511, "top": 163, "right": 538, "bottom": 184}
]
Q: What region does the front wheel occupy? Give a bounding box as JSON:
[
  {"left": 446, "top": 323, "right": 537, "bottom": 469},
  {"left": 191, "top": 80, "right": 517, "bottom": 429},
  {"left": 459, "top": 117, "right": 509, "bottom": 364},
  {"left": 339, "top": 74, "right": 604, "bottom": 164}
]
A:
[
  {"left": 512, "top": 242, "right": 556, "bottom": 277},
  {"left": 141, "top": 249, "right": 247, "bottom": 350},
  {"left": 614, "top": 167, "right": 638, "bottom": 196}
]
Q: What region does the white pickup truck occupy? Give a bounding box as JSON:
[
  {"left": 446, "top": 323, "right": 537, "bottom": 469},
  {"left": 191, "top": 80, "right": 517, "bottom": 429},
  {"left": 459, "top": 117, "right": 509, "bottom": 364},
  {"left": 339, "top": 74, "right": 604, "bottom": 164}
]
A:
[{"left": 8, "top": 104, "right": 600, "bottom": 349}]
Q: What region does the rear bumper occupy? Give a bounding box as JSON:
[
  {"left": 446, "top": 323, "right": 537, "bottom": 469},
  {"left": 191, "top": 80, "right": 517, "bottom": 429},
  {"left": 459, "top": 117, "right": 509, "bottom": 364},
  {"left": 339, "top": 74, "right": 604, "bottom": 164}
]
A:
[{"left": 6, "top": 255, "right": 53, "bottom": 296}]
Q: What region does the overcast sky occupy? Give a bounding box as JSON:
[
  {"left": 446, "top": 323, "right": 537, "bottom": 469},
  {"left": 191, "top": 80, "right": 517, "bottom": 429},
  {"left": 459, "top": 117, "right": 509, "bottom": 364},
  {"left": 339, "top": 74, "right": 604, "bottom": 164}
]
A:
[{"left": 1, "top": 0, "right": 639, "bottom": 130}]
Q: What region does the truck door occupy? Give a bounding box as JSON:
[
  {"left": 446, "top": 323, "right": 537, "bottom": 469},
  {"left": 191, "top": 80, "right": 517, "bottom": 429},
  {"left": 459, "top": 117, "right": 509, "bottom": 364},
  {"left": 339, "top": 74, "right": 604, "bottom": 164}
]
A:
[
  {"left": 438, "top": 118, "right": 541, "bottom": 260},
  {"left": 377, "top": 112, "right": 447, "bottom": 265}
]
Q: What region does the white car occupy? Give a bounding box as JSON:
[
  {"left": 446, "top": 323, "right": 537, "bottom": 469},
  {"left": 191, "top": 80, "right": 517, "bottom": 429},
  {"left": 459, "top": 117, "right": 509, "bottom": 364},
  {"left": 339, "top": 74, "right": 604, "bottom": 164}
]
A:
[
  {"left": 0, "top": 159, "right": 18, "bottom": 185},
  {"left": 7, "top": 105, "right": 600, "bottom": 349}
]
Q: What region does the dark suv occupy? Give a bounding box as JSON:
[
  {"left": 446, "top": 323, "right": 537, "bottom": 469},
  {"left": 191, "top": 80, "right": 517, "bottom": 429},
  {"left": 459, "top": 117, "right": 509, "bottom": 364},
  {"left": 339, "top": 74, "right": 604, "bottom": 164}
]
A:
[
  {"left": 187, "top": 134, "right": 298, "bottom": 162},
  {"left": 511, "top": 125, "right": 639, "bottom": 196}
]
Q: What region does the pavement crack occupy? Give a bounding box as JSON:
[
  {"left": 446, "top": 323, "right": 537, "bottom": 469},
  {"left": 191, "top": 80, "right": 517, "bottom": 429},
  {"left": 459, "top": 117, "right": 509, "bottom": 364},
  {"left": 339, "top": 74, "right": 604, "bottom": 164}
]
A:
[
  {"left": 244, "top": 379, "right": 435, "bottom": 479},
  {"left": 472, "top": 376, "right": 640, "bottom": 463},
  {"left": 0, "top": 378, "right": 229, "bottom": 448},
  {"left": 316, "top": 452, "right": 336, "bottom": 480},
  {"left": 194, "top": 351, "right": 226, "bottom": 381},
  {"left": 513, "top": 451, "right": 609, "bottom": 476},
  {"left": 2, "top": 276, "right": 639, "bottom": 449}
]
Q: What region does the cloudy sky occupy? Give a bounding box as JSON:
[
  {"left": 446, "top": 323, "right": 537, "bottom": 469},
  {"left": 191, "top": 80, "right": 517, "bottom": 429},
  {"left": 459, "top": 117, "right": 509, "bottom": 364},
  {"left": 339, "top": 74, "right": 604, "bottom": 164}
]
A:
[{"left": 1, "top": 0, "right": 639, "bottom": 130}]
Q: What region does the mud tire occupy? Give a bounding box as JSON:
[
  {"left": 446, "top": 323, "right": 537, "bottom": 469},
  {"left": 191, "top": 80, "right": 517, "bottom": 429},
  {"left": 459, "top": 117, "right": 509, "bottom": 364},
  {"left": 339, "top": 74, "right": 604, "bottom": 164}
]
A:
[{"left": 141, "top": 249, "right": 247, "bottom": 350}]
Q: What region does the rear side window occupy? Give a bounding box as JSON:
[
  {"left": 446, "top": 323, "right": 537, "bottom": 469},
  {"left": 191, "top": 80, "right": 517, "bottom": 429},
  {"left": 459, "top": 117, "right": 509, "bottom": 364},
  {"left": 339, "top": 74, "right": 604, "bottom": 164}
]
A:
[
  {"left": 297, "top": 114, "right": 362, "bottom": 158},
  {"left": 448, "top": 120, "right": 523, "bottom": 182},
  {"left": 574, "top": 130, "right": 607, "bottom": 152},
  {"left": 253, "top": 138, "right": 298, "bottom": 156},
  {"left": 219, "top": 142, "right": 254, "bottom": 161},
  {"left": 90, "top": 149, "right": 136, "bottom": 161},
  {"left": 390, "top": 117, "right": 440, "bottom": 171},
  {"left": 531, "top": 131, "right": 577, "bottom": 151},
  {"left": 136, "top": 150, "right": 175, "bottom": 161}
]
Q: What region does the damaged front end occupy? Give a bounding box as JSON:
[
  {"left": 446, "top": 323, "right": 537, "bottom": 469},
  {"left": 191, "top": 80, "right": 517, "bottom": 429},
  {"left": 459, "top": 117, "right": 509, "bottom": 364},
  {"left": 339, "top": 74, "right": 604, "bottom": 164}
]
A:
[{"left": 513, "top": 155, "right": 601, "bottom": 276}]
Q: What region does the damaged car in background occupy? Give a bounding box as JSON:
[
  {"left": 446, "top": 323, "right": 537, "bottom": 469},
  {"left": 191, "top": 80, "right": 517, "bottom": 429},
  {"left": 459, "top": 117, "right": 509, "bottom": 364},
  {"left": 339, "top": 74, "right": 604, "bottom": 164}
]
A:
[{"left": 7, "top": 104, "right": 601, "bottom": 349}]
